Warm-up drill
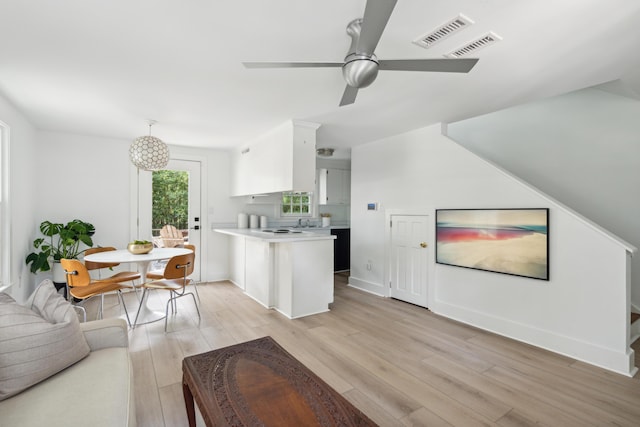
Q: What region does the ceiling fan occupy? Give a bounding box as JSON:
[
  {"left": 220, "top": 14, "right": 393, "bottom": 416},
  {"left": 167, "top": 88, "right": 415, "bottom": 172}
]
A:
[{"left": 243, "top": 0, "right": 479, "bottom": 106}]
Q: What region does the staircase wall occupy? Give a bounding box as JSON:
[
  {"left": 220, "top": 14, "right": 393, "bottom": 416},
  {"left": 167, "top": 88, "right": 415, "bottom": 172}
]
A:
[{"left": 447, "top": 86, "right": 640, "bottom": 307}]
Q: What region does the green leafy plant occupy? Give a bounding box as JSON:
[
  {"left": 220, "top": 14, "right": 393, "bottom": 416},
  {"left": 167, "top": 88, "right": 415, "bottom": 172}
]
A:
[
  {"left": 25, "top": 219, "right": 95, "bottom": 274},
  {"left": 152, "top": 170, "right": 188, "bottom": 231}
]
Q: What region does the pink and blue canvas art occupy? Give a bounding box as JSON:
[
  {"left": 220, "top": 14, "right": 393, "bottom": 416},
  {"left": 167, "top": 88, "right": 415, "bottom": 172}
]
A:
[{"left": 436, "top": 209, "right": 549, "bottom": 280}]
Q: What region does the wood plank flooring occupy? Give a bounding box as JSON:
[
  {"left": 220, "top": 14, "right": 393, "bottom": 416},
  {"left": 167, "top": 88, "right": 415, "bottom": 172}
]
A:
[{"left": 89, "top": 273, "right": 640, "bottom": 427}]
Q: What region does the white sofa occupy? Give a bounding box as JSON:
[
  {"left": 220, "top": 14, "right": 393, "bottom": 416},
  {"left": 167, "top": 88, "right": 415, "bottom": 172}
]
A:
[{"left": 0, "top": 318, "right": 136, "bottom": 427}]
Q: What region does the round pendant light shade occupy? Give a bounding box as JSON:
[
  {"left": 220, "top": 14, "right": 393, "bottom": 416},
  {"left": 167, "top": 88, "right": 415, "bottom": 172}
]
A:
[{"left": 129, "top": 121, "right": 170, "bottom": 171}]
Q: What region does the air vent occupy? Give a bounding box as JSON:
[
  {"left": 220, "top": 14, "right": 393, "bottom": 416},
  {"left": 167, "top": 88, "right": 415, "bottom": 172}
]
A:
[
  {"left": 412, "top": 14, "right": 474, "bottom": 49},
  {"left": 446, "top": 32, "right": 502, "bottom": 58}
]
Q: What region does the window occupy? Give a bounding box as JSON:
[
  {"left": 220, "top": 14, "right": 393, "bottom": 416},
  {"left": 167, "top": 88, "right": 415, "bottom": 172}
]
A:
[
  {"left": 281, "top": 192, "right": 312, "bottom": 216},
  {"left": 0, "top": 121, "right": 10, "bottom": 292}
]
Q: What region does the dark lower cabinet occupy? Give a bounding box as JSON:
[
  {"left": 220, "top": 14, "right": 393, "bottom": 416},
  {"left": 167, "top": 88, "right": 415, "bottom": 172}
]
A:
[{"left": 331, "top": 228, "right": 350, "bottom": 272}]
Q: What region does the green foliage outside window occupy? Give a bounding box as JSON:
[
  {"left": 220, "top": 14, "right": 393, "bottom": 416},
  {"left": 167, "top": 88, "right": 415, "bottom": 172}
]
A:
[
  {"left": 152, "top": 170, "right": 189, "bottom": 232},
  {"left": 281, "top": 192, "right": 311, "bottom": 216}
]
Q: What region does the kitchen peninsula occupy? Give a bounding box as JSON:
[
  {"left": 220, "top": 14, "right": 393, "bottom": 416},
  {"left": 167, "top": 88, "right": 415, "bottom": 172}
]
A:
[{"left": 214, "top": 228, "right": 336, "bottom": 319}]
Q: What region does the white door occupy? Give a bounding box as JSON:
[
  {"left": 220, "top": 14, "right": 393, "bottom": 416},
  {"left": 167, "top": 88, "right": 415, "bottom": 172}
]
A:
[
  {"left": 137, "top": 159, "right": 202, "bottom": 280},
  {"left": 389, "top": 215, "right": 429, "bottom": 307}
]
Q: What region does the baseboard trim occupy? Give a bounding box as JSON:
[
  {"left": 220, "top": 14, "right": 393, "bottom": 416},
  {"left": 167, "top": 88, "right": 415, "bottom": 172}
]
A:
[
  {"left": 431, "top": 299, "right": 636, "bottom": 377},
  {"left": 630, "top": 318, "right": 640, "bottom": 345},
  {"left": 348, "top": 276, "right": 386, "bottom": 297}
]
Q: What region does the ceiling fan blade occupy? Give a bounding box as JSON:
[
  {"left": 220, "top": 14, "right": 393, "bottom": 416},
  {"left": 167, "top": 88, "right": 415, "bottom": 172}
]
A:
[
  {"left": 339, "top": 85, "right": 359, "bottom": 106},
  {"left": 378, "top": 58, "right": 479, "bottom": 73},
  {"left": 356, "top": 0, "right": 398, "bottom": 55},
  {"left": 243, "top": 62, "right": 342, "bottom": 69}
]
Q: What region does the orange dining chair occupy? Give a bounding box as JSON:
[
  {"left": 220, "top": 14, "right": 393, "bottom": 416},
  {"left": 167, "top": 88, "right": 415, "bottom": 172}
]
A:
[
  {"left": 61, "top": 258, "right": 133, "bottom": 326},
  {"left": 133, "top": 252, "right": 200, "bottom": 332},
  {"left": 84, "top": 246, "right": 141, "bottom": 299},
  {"left": 146, "top": 244, "right": 200, "bottom": 301}
]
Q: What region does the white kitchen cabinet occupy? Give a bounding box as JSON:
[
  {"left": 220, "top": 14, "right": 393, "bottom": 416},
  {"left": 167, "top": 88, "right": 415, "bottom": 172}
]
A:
[
  {"left": 245, "top": 239, "right": 273, "bottom": 307},
  {"left": 228, "top": 235, "right": 246, "bottom": 290},
  {"left": 216, "top": 228, "right": 335, "bottom": 319},
  {"left": 231, "top": 120, "right": 320, "bottom": 196},
  {"left": 318, "top": 168, "right": 351, "bottom": 205},
  {"left": 274, "top": 240, "right": 334, "bottom": 317}
]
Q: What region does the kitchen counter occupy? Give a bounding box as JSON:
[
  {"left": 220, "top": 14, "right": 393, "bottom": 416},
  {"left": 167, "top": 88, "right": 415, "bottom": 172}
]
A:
[
  {"left": 214, "top": 228, "right": 336, "bottom": 242},
  {"left": 215, "top": 228, "right": 335, "bottom": 319}
]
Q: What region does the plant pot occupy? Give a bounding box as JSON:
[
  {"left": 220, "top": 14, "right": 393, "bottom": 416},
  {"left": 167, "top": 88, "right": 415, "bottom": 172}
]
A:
[
  {"left": 52, "top": 261, "right": 66, "bottom": 284},
  {"left": 127, "top": 242, "right": 153, "bottom": 254},
  {"left": 322, "top": 217, "right": 331, "bottom": 227}
]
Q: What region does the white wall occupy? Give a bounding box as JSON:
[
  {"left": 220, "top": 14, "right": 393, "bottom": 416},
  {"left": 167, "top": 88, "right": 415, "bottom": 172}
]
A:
[
  {"left": 447, "top": 87, "right": 640, "bottom": 306},
  {"left": 36, "top": 131, "right": 132, "bottom": 246},
  {"left": 0, "top": 93, "right": 37, "bottom": 302},
  {"left": 350, "top": 123, "right": 635, "bottom": 375}
]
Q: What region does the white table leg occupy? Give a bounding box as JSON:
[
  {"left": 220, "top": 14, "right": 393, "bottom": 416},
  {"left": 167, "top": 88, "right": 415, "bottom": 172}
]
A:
[{"left": 132, "top": 260, "right": 166, "bottom": 325}]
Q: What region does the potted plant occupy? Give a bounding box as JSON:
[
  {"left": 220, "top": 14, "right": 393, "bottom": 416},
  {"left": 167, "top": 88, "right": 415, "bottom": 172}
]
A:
[
  {"left": 320, "top": 212, "right": 331, "bottom": 227},
  {"left": 25, "top": 219, "right": 95, "bottom": 281}
]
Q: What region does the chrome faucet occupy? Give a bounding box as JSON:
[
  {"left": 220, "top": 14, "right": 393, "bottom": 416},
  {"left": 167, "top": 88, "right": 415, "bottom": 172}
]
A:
[{"left": 298, "top": 218, "right": 302, "bottom": 227}]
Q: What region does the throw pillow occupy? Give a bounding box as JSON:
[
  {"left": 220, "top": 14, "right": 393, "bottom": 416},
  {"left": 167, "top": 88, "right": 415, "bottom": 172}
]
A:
[{"left": 0, "top": 280, "right": 90, "bottom": 401}]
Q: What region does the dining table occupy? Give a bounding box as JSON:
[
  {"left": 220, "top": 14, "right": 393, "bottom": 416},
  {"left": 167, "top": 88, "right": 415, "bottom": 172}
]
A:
[{"left": 84, "top": 247, "right": 192, "bottom": 324}]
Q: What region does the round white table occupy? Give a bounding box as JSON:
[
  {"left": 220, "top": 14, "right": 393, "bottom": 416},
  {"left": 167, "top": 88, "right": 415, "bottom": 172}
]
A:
[{"left": 84, "top": 247, "right": 192, "bottom": 324}]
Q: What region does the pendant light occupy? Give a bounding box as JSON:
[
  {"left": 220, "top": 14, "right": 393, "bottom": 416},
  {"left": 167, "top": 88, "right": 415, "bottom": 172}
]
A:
[{"left": 129, "top": 120, "right": 170, "bottom": 171}]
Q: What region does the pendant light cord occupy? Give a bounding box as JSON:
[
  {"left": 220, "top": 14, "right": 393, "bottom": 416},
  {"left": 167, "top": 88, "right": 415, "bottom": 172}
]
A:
[{"left": 148, "top": 119, "right": 157, "bottom": 136}]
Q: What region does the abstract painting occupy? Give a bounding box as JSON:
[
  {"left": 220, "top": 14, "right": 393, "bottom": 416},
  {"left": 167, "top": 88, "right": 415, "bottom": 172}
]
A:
[{"left": 436, "top": 208, "right": 549, "bottom": 280}]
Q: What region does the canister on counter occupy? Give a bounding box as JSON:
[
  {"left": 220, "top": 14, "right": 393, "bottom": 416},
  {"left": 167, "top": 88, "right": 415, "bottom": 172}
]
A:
[{"left": 238, "top": 213, "right": 248, "bottom": 229}]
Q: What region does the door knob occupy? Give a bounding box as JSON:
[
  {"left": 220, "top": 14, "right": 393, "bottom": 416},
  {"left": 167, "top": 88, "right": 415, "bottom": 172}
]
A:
[{"left": 420, "top": 242, "right": 427, "bottom": 248}]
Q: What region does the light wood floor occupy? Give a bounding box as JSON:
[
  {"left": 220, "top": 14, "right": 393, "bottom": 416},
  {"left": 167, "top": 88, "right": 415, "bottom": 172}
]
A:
[{"left": 90, "top": 273, "right": 640, "bottom": 427}]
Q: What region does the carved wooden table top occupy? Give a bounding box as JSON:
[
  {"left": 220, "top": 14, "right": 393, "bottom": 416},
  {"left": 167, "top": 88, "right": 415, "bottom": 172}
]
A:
[{"left": 182, "top": 336, "right": 378, "bottom": 427}]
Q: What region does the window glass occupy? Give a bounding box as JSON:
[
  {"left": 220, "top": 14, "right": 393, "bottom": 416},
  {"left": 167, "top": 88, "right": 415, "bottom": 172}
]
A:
[
  {"left": 281, "top": 192, "right": 312, "bottom": 217},
  {"left": 151, "top": 169, "right": 189, "bottom": 234}
]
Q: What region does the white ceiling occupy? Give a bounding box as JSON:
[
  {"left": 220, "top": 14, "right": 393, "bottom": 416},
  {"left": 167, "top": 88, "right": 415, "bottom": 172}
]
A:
[{"left": 1, "top": 0, "right": 639, "bottom": 159}]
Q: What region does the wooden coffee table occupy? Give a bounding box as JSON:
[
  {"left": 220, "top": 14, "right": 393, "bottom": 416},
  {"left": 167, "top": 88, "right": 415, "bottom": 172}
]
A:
[{"left": 182, "top": 336, "right": 378, "bottom": 426}]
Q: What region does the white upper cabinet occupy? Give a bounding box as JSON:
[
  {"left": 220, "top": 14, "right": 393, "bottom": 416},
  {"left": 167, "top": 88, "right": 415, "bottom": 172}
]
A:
[
  {"left": 318, "top": 168, "right": 351, "bottom": 205},
  {"left": 231, "top": 120, "right": 320, "bottom": 196}
]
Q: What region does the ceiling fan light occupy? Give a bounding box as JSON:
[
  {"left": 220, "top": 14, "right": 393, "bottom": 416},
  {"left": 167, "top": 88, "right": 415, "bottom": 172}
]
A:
[
  {"left": 342, "top": 56, "right": 379, "bottom": 88},
  {"left": 317, "top": 148, "right": 335, "bottom": 157}
]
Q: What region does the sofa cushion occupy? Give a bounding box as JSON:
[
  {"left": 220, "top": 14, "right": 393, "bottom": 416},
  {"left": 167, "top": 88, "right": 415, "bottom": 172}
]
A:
[
  {"left": 0, "top": 280, "right": 90, "bottom": 401},
  {"left": 0, "top": 347, "right": 134, "bottom": 427}
]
